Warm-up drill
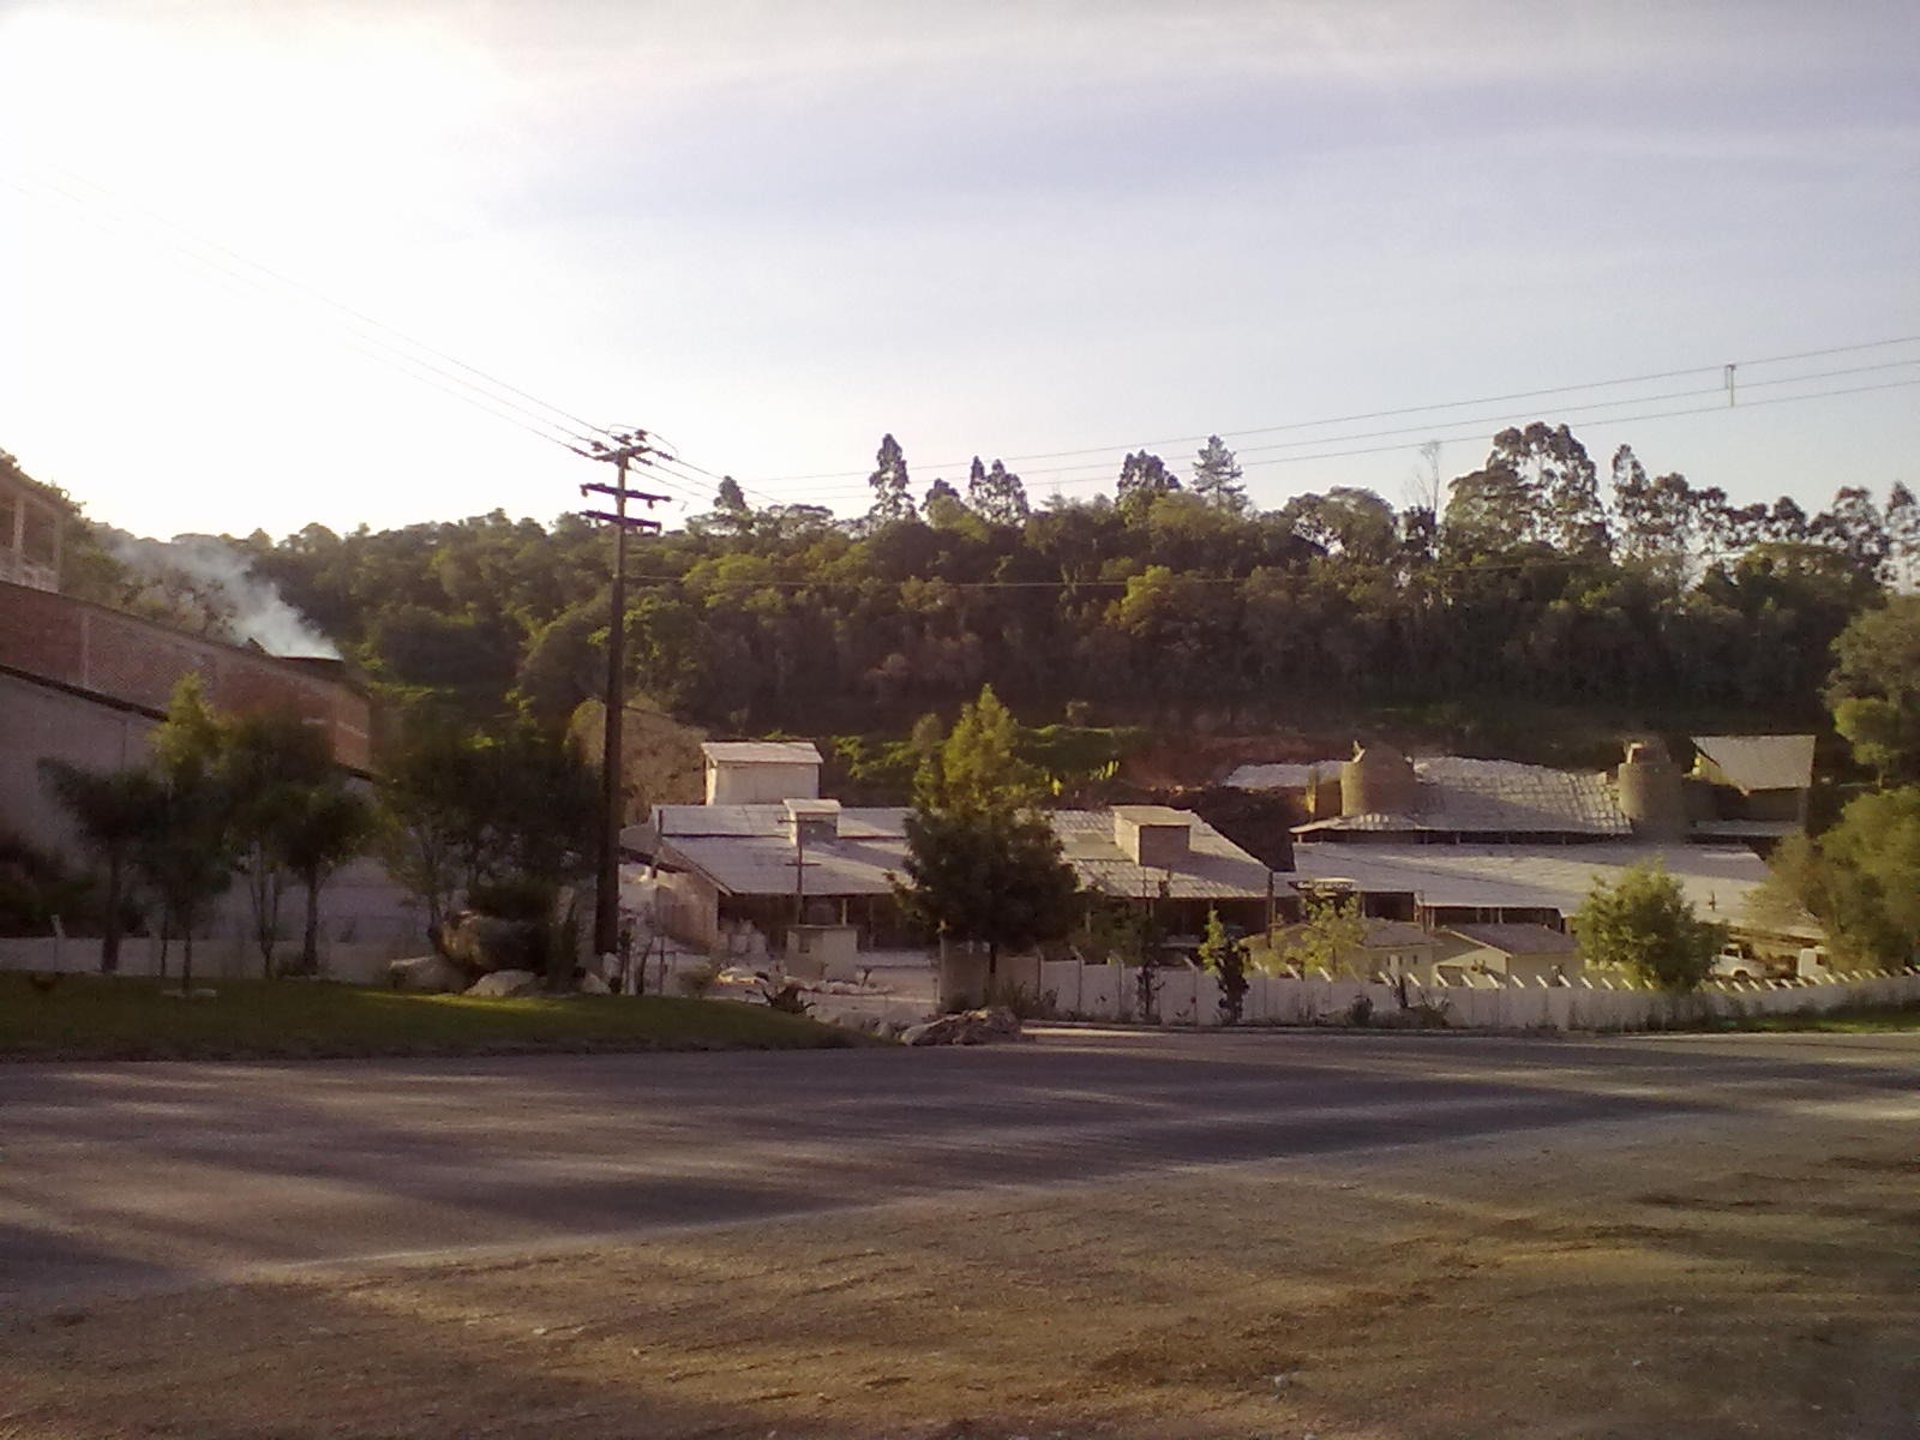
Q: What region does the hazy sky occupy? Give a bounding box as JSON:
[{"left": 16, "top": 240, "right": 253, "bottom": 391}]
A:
[{"left": 2, "top": 1, "right": 1916, "bottom": 540}]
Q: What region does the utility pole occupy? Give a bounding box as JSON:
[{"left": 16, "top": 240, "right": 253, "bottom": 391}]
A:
[{"left": 579, "top": 430, "right": 668, "bottom": 960}]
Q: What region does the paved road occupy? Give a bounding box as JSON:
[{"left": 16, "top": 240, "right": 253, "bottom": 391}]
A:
[{"left": 4, "top": 1029, "right": 1917, "bottom": 1310}]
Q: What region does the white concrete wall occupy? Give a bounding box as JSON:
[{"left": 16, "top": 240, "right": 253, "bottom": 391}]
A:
[
  {"left": 705, "top": 761, "right": 820, "bottom": 804},
  {"left": 0, "top": 670, "right": 154, "bottom": 865}
]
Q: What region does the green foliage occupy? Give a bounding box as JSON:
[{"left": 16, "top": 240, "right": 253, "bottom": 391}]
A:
[
  {"left": 1198, "top": 908, "right": 1249, "bottom": 1024},
  {"left": 1772, "top": 788, "right": 1920, "bottom": 968},
  {"left": 1827, "top": 594, "right": 1920, "bottom": 784},
  {"left": 141, "top": 676, "right": 243, "bottom": 992},
  {"left": 378, "top": 718, "right": 598, "bottom": 950},
  {"left": 87, "top": 421, "right": 1900, "bottom": 742},
  {"left": 0, "top": 828, "right": 122, "bottom": 940},
  {"left": 922, "top": 684, "right": 1045, "bottom": 812},
  {"left": 900, "top": 687, "right": 1080, "bottom": 973},
  {"left": 1574, "top": 862, "right": 1727, "bottom": 992},
  {"left": 35, "top": 762, "right": 164, "bottom": 965},
  {"left": 1274, "top": 893, "right": 1369, "bottom": 976},
  {"left": 899, "top": 804, "right": 1080, "bottom": 975}
]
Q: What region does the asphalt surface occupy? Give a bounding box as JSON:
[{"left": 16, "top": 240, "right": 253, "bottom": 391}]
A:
[{"left": 4, "top": 1028, "right": 1917, "bottom": 1311}]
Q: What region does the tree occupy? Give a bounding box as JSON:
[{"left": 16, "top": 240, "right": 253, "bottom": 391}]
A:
[
  {"left": 1275, "top": 892, "right": 1368, "bottom": 976},
  {"left": 968, "top": 458, "right": 1030, "bottom": 525},
  {"left": 897, "top": 686, "right": 1078, "bottom": 980},
  {"left": 1115, "top": 451, "right": 1180, "bottom": 520},
  {"left": 140, "top": 676, "right": 242, "bottom": 994},
  {"left": 922, "top": 476, "right": 968, "bottom": 528},
  {"left": 898, "top": 805, "right": 1079, "bottom": 982},
  {"left": 1191, "top": 435, "right": 1246, "bottom": 512},
  {"left": 1198, "top": 907, "right": 1249, "bottom": 1023},
  {"left": 923, "top": 684, "right": 1045, "bottom": 813},
  {"left": 1574, "top": 862, "right": 1725, "bottom": 991},
  {"left": 1827, "top": 594, "right": 1920, "bottom": 785},
  {"left": 867, "top": 433, "right": 916, "bottom": 525},
  {"left": 1765, "top": 790, "right": 1920, "bottom": 969},
  {"left": 378, "top": 718, "right": 597, "bottom": 981},
  {"left": 279, "top": 782, "right": 376, "bottom": 975},
  {"left": 378, "top": 720, "right": 485, "bottom": 943},
  {"left": 38, "top": 761, "right": 165, "bottom": 973},
  {"left": 220, "top": 711, "right": 333, "bottom": 976}
]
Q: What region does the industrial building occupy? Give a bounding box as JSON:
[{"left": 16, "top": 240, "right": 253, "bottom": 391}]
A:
[{"left": 624, "top": 744, "right": 1274, "bottom": 968}]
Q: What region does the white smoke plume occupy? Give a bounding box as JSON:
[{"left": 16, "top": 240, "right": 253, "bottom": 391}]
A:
[{"left": 103, "top": 531, "right": 341, "bottom": 659}]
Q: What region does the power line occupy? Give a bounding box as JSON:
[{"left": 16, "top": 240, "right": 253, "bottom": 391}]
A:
[
  {"left": 778, "top": 365, "right": 1920, "bottom": 502},
  {"left": 741, "top": 334, "right": 1920, "bottom": 488},
  {"left": 6, "top": 167, "right": 727, "bottom": 510}
]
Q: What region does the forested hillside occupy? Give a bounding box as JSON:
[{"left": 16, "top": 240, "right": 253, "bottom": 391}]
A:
[{"left": 48, "top": 424, "right": 1920, "bottom": 746}]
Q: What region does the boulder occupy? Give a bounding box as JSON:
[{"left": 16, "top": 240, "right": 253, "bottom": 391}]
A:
[
  {"left": 465, "top": 969, "right": 541, "bottom": 998},
  {"left": 388, "top": 954, "right": 468, "bottom": 994},
  {"left": 577, "top": 971, "right": 612, "bottom": 996},
  {"left": 900, "top": 1006, "right": 1025, "bottom": 1047},
  {"left": 440, "top": 913, "right": 542, "bottom": 974}
]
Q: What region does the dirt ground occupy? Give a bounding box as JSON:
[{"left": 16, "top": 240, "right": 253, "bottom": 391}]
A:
[{"left": 7, "top": 1098, "right": 1917, "bottom": 1440}]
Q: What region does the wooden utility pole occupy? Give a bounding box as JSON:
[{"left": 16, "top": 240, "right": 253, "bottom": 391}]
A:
[{"left": 579, "top": 431, "right": 668, "bottom": 960}]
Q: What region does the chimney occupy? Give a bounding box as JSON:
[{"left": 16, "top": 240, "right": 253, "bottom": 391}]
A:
[
  {"left": 1111, "top": 805, "right": 1192, "bottom": 869},
  {"left": 784, "top": 798, "right": 842, "bottom": 849}
]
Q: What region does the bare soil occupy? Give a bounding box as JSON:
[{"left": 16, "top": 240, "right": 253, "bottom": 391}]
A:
[{"left": 7, "top": 1104, "right": 1918, "bottom": 1440}]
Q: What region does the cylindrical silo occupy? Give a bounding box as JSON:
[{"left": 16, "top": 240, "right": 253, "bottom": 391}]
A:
[
  {"left": 1617, "top": 739, "right": 1689, "bottom": 840},
  {"left": 1342, "top": 743, "right": 1419, "bottom": 817}
]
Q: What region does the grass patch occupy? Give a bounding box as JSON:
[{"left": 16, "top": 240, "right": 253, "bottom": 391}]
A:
[
  {"left": 0, "top": 973, "right": 877, "bottom": 1061},
  {"left": 1703, "top": 1002, "right": 1920, "bottom": 1034}
]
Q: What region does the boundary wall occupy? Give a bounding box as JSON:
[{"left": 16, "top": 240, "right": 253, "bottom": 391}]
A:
[{"left": 990, "top": 956, "right": 1920, "bottom": 1032}]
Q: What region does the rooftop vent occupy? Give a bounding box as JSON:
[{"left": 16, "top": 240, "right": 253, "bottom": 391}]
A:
[{"left": 1110, "top": 805, "right": 1192, "bottom": 868}]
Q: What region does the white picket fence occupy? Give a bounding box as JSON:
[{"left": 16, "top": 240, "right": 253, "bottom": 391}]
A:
[{"left": 989, "top": 956, "right": 1920, "bottom": 1033}]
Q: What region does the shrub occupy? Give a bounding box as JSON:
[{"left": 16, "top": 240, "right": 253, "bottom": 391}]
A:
[{"left": 676, "top": 960, "right": 720, "bottom": 999}]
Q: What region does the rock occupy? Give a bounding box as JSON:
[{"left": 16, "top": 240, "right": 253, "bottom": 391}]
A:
[
  {"left": 577, "top": 971, "right": 612, "bottom": 996},
  {"left": 465, "top": 969, "right": 541, "bottom": 998},
  {"left": 901, "top": 1006, "right": 1024, "bottom": 1047},
  {"left": 388, "top": 954, "right": 468, "bottom": 994},
  {"left": 440, "top": 913, "right": 542, "bottom": 974}
]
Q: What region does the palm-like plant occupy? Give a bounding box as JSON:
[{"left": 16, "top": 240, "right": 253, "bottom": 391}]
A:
[{"left": 38, "top": 761, "right": 166, "bottom": 973}]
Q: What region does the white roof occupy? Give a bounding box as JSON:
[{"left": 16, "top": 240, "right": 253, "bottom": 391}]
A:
[
  {"left": 1052, "top": 810, "right": 1272, "bottom": 901},
  {"left": 1293, "top": 756, "right": 1630, "bottom": 836},
  {"left": 1111, "top": 804, "right": 1195, "bottom": 827},
  {"left": 700, "top": 741, "right": 823, "bottom": 766},
  {"left": 1226, "top": 761, "right": 1343, "bottom": 790},
  {"left": 1691, "top": 735, "right": 1815, "bottom": 793},
  {"left": 648, "top": 805, "right": 1272, "bottom": 902},
  {"left": 1287, "top": 842, "right": 1819, "bottom": 941}
]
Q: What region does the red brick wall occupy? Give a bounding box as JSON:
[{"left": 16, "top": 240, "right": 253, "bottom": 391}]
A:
[{"left": 0, "top": 580, "right": 372, "bottom": 770}]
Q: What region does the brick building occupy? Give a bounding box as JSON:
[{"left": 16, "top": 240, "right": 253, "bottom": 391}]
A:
[{"left": 1, "top": 578, "right": 373, "bottom": 865}]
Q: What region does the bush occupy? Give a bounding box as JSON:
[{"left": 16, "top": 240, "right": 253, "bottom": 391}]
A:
[
  {"left": 466, "top": 877, "right": 553, "bottom": 922},
  {"left": 676, "top": 960, "right": 720, "bottom": 999},
  {"left": 984, "top": 979, "right": 1057, "bottom": 1020},
  {"left": 0, "top": 831, "right": 120, "bottom": 938}
]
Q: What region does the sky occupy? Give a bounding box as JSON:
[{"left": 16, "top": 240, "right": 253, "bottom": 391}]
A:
[{"left": 1, "top": 0, "right": 1917, "bottom": 541}]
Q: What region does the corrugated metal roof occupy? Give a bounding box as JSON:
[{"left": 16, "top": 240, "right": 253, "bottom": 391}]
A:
[
  {"left": 653, "top": 805, "right": 1273, "bottom": 903},
  {"left": 1287, "top": 842, "right": 1820, "bottom": 941},
  {"left": 1691, "top": 735, "right": 1815, "bottom": 793},
  {"left": 1290, "top": 756, "right": 1630, "bottom": 836},
  {"left": 1052, "top": 810, "right": 1273, "bottom": 900},
  {"left": 655, "top": 805, "right": 908, "bottom": 839},
  {"left": 1226, "top": 761, "right": 1343, "bottom": 790},
  {"left": 1445, "top": 922, "right": 1580, "bottom": 956},
  {"left": 700, "top": 741, "right": 823, "bottom": 765},
  {"left": 664, "top": 833, "right": 906, "bottom": 897}
]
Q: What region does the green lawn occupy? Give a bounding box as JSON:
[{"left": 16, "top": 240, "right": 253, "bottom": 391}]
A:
[
  {"left": 0, "top": 973, "right": 876, "bottom": 1061},
  {"left": 1705, "top": 1003, "right": 1920, "bottom": 1034}
]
